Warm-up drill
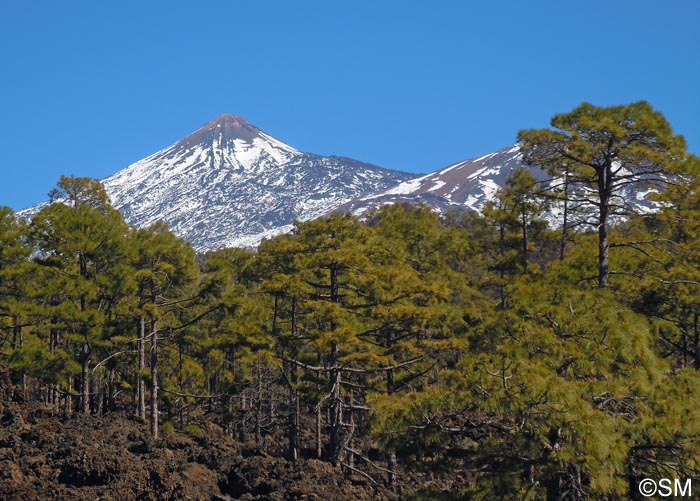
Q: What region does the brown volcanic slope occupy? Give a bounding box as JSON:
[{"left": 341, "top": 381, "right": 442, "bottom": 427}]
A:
[{"left": 176, "top": 114, "right": 262, "bottom": 148}]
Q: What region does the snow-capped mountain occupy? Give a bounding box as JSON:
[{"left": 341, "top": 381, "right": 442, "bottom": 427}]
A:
[
  {"left": 95, "top": 114, "right": 414, "bottom": 250},
  {"left": 333, "top": 145, "right": 544, "bottom": 216},
  {"left": 22, "top": 115, "right": 664, "bottom": 251}
]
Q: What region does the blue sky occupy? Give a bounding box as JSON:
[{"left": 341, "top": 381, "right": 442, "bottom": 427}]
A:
[{"left": 1, "top": 0, "right": 698, "bottom": 210}]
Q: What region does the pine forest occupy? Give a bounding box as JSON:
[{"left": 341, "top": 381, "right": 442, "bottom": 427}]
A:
[{"left": 2, "top": 102, "right": 700, "bottom": 499}]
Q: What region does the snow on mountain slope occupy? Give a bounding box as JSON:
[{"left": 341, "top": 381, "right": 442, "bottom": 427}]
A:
[
  {"left": 332, "top": 144, "right": 663, "bottom": 224},
  {"left": 21, "top": 115, "right": 665, "bottom": 251},
  {"left": 93, "top": 114, "right": 414, "bottom": 250},
  {"left": 333, "top": 145, "right": 543, "bottom": 215}
]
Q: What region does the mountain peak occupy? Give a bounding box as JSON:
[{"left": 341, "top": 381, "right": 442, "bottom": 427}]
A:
[
  {"left": 209, "top": 113, "right": 249, "bottom": 127},
  {"left": 92, "top": 115, "right": 413, "bottom": 251},
  {"left": 177, "top": 113, "right": 262, "bottom": 147}
]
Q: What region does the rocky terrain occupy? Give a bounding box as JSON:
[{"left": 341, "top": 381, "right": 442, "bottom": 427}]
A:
[
  {"left": 0, "top": 389, "right": 379, "bottom": 499},
  {"left": 0, "top": 363, "right": 461, "bottom": 500}
]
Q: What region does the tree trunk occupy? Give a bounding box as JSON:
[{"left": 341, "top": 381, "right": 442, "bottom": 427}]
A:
[
  {"left": 598, "top": 205, "right": 609, "bottom": 288},
  {"left": 47, "top": 327, "right": 57, "bottom": 407},
  {"left": 287, "top": 362, "right": 299, "bottom": 461},
  {"left": 597, "top": 162, "right": 612, "bottom": 288},
  {"left": 239, "top": 393, "right": 247, "bottom": 442},
  {"left": 694, "top": 312, "right": 699, "bottom": 371},
  {"left": 347, "top": 405, "right": 355, "bottom": 470},
  {"left": 681, "top": 319, "right": 688, "bottom": 368},
  {"left": 92, "top": 372, "right": 101, "bottom": 414},
  {"left": 66, "top": 375, "right": 73, "bottom": 415},
  {"left": 266, "top": 370, "right": 274, "bottom": 441},
  {"left": 498, "top": 221, "right": 506, "bottom": 308},
  {"left": 315, "top": 404, "right": 322, "bottom": 458},
  {"left": 521, "top": 206, "right": 528, "bottom": 271},
  {"left": 150, "top": 319, "right": 159, "bottom": 439},
  {"left": 107, "top": 368, "right": 115, "bottom": 412},
  {"left": 16, "top": 325, "right": 27, "bottom": 401},
  {"left": 288, "top": 297, "right": 299, "bottom": 461},
  {"left": 315, "top": 350, "right": 323, "bottom": 459},
  {"left": 80, "top": 343, "right": 90, "bottom": 414},
  {"left": 387, "top": 360, "right": 397, "bottom": 491},
  {"left": 11, "top": 323, "right": 19, "bottom": 350},
  {"left": 328, "top": 342, "right": 344, "bottom": 464},
  {"left": 327, "top": 264, "right": 344, "bottom": 462},
  {"left": 138, "top": 316, "right": 146, "bottom": 420},
  {"left": 255, "top": 355, "right": 262, "bottom": 446},
  {"left": 560, "top": 168, "right": 570, "bottom": 261}
]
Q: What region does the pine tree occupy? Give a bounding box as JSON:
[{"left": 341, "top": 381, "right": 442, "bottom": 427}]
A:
[
  {"left": 29, "top": 177, "right": 131, "bottom": 414},
  {"left": 290, "top": 214, "right": 370, "bottom": 465},
  {"left": 130, "top": 222, "right": 199, "bottom": 438},
  {"left": 257, "top": 234, "right": 306, "bottom": 458},
  {"left": 196, "top": 246, "right": 276, "bottom": 446},
  {"left": 518, "top": 101, "right": 689, "bottom": 288},
  {"left": 482, "top": 168, "right": 548, "bottom": 307},
  {"left": 627, "top": 155, "right": 700, "bottom": 369},
  {"left": 0, "top": 207, "right": 33, "bottom": 396},
  {"left": 362, "top": 204, "right": 473, "bottom": 488}
]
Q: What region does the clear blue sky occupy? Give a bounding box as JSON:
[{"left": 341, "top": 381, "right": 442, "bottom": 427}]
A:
[{"left": 2, "top": 0, "right": 698, "bottom": 210}]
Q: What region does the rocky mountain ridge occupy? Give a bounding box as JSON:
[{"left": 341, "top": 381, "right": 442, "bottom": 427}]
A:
[{"left": 332, "top": 144, "right": 538, "bottom": 216}]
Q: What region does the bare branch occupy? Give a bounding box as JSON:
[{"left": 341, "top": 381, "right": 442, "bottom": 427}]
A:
[{"left": 340, "top": 462, "right": 378, "bottom": 485}]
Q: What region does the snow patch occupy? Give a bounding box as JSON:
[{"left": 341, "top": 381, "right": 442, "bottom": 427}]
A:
[{"left": 427, "top": 180, "right": 446, "bottom": 191}]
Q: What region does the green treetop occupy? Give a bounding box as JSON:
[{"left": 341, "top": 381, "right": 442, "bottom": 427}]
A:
[{"left": 518, "top": 101, "right": 689, "bottom": 288}]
